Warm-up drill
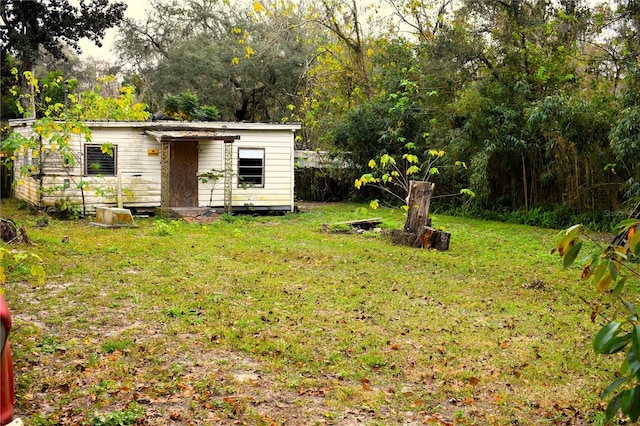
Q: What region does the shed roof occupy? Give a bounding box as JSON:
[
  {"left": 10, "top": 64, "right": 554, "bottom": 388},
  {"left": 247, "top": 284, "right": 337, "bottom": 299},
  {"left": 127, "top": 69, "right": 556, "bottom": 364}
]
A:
[
  {"left": 8, "top": 119, "right": 301, "bottom": 132},
  {"left": 145, "top": 130, "right": 241, "bottom": 143}
]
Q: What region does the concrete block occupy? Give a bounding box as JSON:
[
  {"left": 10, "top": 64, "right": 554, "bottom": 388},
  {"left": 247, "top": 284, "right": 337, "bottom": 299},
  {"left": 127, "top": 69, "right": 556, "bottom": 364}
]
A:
[{"left": 93, "top": 207, "right": 136, "bottom": 228}]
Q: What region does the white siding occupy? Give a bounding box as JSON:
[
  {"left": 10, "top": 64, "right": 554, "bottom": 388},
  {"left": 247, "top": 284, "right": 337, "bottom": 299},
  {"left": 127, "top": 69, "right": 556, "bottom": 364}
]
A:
[
  {"left": 12, "top": 126, "right": 162, "bottom": 211},
  {"left": 196, "top": 129, "right": 295, "bottom": 210},
  {"left": 10, "top": 121, "right": 298, "bottom": 213}
]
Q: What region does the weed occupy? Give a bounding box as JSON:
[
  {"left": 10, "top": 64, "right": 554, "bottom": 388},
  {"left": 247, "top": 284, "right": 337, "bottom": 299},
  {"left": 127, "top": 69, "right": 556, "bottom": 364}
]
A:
[
  {"left": 360, "top": 353, "right": 388, "bottom": 370},
  {"left": 36, "top": 335, "right": 60, "bottom": 354},
  {"left": 152, "top": 219, "right": 180, "bottom": 236},
  {"left": 29, "top": 415, "right": 57, "bottom": 426},
  {"left": 89, "top": 403, "right": 145, "bottom": 426},
  {"left": 35, "top": 214, "right": 49, "bottom": 227},
  {"left": 162, "top": 306, "right": 185, "bottom": 318},
  {"left": 220, "top": 213, "right": 238, "bottom": 223},
  {"left": 100, "top": 338, "right": 132, "bottom": 354}
]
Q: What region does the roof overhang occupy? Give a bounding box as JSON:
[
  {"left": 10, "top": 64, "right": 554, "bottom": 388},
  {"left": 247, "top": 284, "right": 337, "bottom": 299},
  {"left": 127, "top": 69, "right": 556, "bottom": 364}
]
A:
[{"left": 145, "top": 130, "right": 240, "bottom": 143}]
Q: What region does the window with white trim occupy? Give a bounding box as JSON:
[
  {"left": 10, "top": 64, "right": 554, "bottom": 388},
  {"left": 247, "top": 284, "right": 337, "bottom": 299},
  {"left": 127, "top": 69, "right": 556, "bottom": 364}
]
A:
[
  {"left": 85, "top": 144, "right": 116, "bottom": 176},
  {"left": 238, "top": 148, "right": 264, "bottom": 187}
]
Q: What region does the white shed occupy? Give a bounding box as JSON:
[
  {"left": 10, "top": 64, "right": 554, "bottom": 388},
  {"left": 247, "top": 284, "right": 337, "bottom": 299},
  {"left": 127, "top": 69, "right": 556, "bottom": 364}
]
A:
[{"left": 8, "top": 120, "right": 300, "bottom": 214}]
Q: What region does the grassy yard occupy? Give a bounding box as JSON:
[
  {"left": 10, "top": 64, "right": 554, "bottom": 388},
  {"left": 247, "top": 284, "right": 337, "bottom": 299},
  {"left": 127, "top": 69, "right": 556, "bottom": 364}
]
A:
[{"left": 0, "top": 199, "right": 633, "bottom": 425}]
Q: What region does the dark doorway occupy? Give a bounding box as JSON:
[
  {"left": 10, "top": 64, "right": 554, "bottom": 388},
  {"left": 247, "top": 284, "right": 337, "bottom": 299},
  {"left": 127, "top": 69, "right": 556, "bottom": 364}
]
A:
[
  {"left": 0, "top": 156, "right": 12, "bottom": 198},
  {"left": 169, "top": 141, "right": 199, "bottom": 207}
]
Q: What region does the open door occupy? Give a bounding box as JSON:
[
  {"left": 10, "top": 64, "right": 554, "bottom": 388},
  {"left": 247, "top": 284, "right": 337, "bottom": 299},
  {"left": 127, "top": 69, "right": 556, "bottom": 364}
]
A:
[{"left": 169, "top": 141, "right": 199, "bottom": 207}]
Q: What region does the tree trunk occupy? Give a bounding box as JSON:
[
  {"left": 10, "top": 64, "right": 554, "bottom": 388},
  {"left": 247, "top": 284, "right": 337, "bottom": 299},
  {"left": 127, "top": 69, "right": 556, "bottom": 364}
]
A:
[
  {"left": 386, "top": 180, "right": 451, "bottom": 251},
  {"left": 404, "top": 180, "right": 435, "bottom": 233}
]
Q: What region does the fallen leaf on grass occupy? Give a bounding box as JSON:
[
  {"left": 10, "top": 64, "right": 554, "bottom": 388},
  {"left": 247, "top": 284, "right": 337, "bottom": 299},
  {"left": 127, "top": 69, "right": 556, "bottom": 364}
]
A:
[
  {"left": 360, "top": 378, "right": 372, "bottom": 391},
  {"left": 407, "top": 355, "right": 416, "bottom": 367},
  {"left": 299, "top": 387, "right": 328, "bottom": 397}
]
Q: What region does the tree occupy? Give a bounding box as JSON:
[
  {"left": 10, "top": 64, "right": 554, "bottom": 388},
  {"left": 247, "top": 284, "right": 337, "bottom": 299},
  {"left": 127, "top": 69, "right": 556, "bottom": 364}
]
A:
[
  {"left": 114, "top": 0, "right": 310, "bottom": 122},
  {"left": 162, "top": 91, "right": 220, "bottom": 121},
  {"left": 0, "top": 53, "right": 19, "bottom": 121},
  {"left": 1, "top": 73, "right": 150, "bottom": 214},
  {"left": 383, "top": 0, "right": 453, "bottom": 43},
  {"left": 0, "top": 0, "right": 126, "bottom": 116}
]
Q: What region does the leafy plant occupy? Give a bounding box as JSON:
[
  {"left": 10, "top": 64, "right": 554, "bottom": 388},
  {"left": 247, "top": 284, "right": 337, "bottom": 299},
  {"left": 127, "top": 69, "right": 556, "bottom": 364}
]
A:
[
  {"left": 89, "top": 403, "right": 145, "bottom": 426},
  {"left": 100, "top": 338, "right": 133, "bottom": 354},
  {"left": 355, "top": 145, "right": 455, "bottom": 207},
  {"left": 162, "top": 91, "right": 220, "bottom": 121},
  {"left": 34, "top": 214, "right": 49, "bottom": 227},
  {"left": 0, "top": 246, "right": 45, "bottom": 286},
  {"left": 198, "top": 169, "right": 226, "bottom": 207},
  {"left": 36, "top": 335, "right": 62, "bottom": 354},
  {"left": 553, "top": 219, "right": 640, "bottom": 422},
  {"left": 353, "top": 77, "right": 472, "bottom": 210},
  {"left": 152, "top": 219, "right": 180, "bottom": 236}
]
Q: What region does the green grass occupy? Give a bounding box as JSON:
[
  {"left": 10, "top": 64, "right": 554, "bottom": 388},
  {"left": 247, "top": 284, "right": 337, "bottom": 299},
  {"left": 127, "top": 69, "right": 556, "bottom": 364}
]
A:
[{"left": 1, "top": 198, "right": 634, "bottom": 424}]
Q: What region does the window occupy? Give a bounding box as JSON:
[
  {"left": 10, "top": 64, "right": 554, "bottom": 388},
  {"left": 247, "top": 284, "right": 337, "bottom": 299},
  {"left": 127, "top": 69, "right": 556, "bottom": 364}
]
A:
[
  {"left": 238, "top": 148, "right": 264, "bottom": 187},
  {"left": 85, "top": 144, "right": 116, "bottom": 176}
]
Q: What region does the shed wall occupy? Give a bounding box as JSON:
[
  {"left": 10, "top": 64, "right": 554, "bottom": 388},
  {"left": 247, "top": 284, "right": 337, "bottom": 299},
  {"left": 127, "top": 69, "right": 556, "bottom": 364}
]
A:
[
  {"left": 197, "top": 130, "right": 294, "bottom": 210},
  {"left": 11, "top": 122, "right": 296, "bottom": 213}
]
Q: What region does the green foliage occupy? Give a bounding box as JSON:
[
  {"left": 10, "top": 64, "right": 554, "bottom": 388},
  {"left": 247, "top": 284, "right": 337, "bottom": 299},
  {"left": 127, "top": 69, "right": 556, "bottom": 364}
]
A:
[
  {"left": 35, "top": 335, "right": 61, "bottom": 354},
  {"left": 89, "top": 403, "right": 145, "bottom": 426},
  {"left": 294, "top": 157, "right": 353, "bottom": 202},
  {"left": 355, "top": 147, "right": 450, "bottom": 207},
  {"left": 118, "top": 0, "right": 309, "bottom": 121},
  {"left": 0, "top": 246, "right": 45, "bottom": 286},
  {"left": 0, "top": 0, "right": 126, "bottom": 72},
  {"left": 553, "top": 219, "right": 640, "bottom": 422},
  {"left": 610, "top": 106, "right": 640, "bottom": 194},
  {"left": 34, "top": 214, "right": 49, "bottom": 227},
  {"left": 152, "top": 219, "right": 181, "bottom": 236},
  {"left": 100, "top": 339, "right": 133, "bottom": 354},
  {"left": 72, "top": 77, "right": 150, "bottom": 121},
  {"left": 162, "top": 91, "right": 220, "bottom": 121},
  {"left": 1, "top": 53, "right": 20, "bottom": 120}
]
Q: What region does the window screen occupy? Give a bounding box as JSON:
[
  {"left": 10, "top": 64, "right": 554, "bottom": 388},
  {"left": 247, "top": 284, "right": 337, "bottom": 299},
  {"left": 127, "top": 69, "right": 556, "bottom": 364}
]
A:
[
  {"left": 85, "top": 145, "right": 116, "bottom": 176},
  {"left": 238, "top": 148, "right": 264, "bottom": 187}
]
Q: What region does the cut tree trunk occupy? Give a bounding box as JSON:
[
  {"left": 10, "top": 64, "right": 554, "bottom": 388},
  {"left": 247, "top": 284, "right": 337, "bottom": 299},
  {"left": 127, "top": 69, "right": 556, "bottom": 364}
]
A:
[
  {"left": 0, "top": 219, "right": 18, "bottom": 243},
  {"left": 405, "top": 181, "right": 435, "bottom": 233},
  {"left": 1, "top": 218, "right": 34, "bottom": 245},
  {"left": 388, "top": 180, "right": 451, "bottom": 251}
]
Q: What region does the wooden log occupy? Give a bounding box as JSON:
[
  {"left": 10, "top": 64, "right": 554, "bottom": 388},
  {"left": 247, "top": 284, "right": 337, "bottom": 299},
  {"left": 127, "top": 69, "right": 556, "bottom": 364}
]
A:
[
  {"left": 405, "top": 181, "right": 435, "bottom": 233},
  {"left": 389, "top": 229, "right": 417, "bottom": 246},
  {"left": 414, "top": 225, "right": 434, "bottom": 248},
  {"left": 389, "top": 226, "right": 450, "bottom": 251},
  {"left": 432, "top": 230, "right": 451, "bottom": 251}
]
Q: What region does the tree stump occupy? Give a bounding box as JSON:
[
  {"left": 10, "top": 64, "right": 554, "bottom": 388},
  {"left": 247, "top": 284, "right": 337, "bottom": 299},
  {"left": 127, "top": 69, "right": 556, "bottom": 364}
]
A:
[
  {"left": 388, "top": 180, "right": 451, "bottom": 251},
  {"left": 405, "top": 181, "right": 435, "bottom": 233},
  {"left": 0, "top": 219, "right": 18, "bottom": 243},
  {"left": 1, "top": 218, "right": 34, "bottom": 245}
]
